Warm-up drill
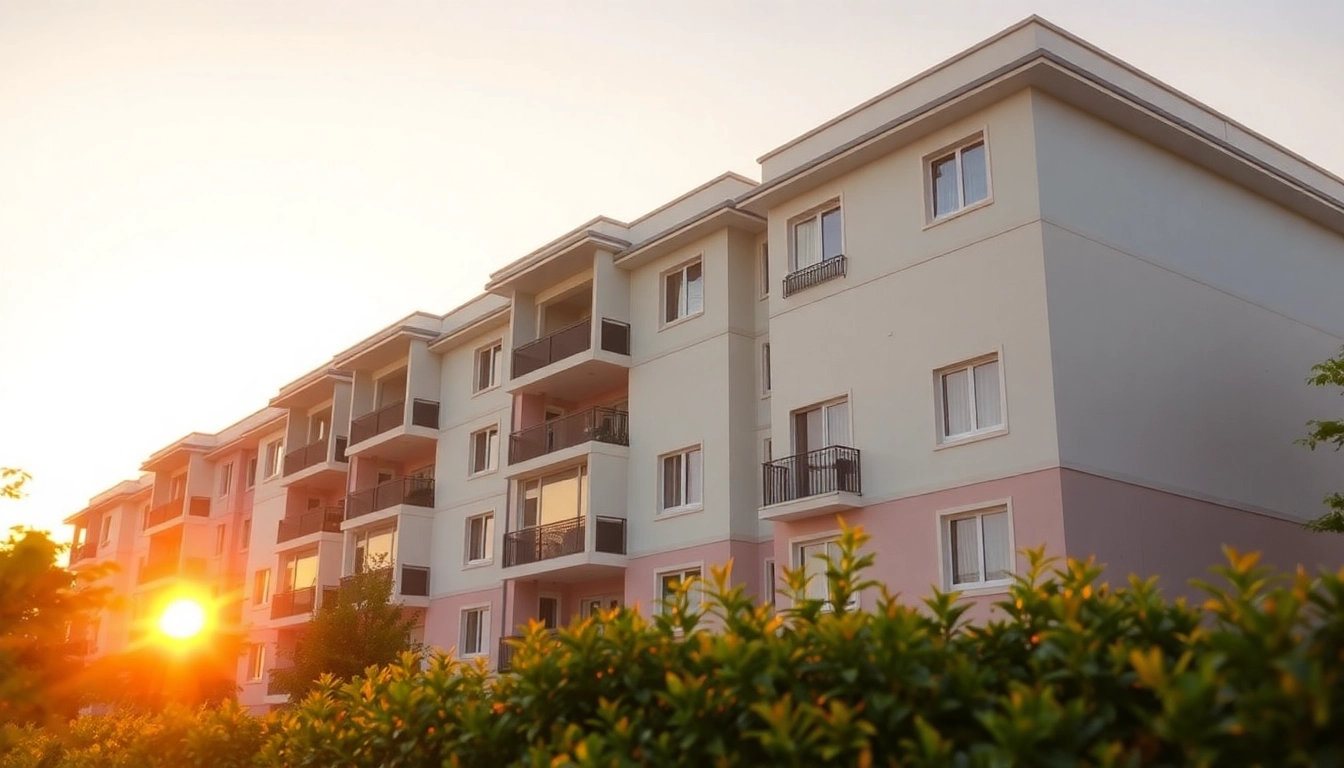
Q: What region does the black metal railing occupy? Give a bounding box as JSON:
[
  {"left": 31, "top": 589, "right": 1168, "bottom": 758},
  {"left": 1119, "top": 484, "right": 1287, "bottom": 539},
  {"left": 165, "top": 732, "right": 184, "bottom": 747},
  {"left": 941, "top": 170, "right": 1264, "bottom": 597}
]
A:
[
  {"left": 512, "top": 318, "right": 592, "bottom": 378},
  {"left": 350, "top": 400, "right": 405, "bottom": 445},
  {"left": 502, "top": 515, "right": 626, "bottom": 567},
  {"left": 400, "top": 565, "right": 430, "bottom": 597},
  {"left": 411, "top": 399, "right": 440, "bottom": 429},
  {"left": 599, "top": 318, "right": 631, "bottom": 356},
  {"left": 143, "top": 497, "right": 184, "bottom": 529},
  {"left": 762, "top": 445, "right": 861, "bottom": 506},
  {"left": 509, "top": 407, "right": 629, "bottom": 464},
  {"left": 266, "top": 674, "right": 287, "bottom": 696},
  {"left": 276, "top": 507, "right": 344, "bottom": 543},
  {"left": 283, "top": 435, "right": 348, "bottom": 476},
  {"left": 498, "top": 636, "right": 523, "bottom": 672},
  {"left": 69, "top": 540, "right": 98, "bottom": 566},
  {"left": 270, "top": 586, "right": 318, "bottom": 619},
  {"left": 345, "top": 477, "right": 435, "bottom": 519},
  {"left": 782, "top": 254, "right": 847, "bottom": 297}
]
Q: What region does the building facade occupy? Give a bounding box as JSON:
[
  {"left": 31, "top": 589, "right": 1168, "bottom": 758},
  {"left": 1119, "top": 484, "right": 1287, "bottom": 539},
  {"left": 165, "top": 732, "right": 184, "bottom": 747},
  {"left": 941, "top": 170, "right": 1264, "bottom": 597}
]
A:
[{"left": 64, "top": 17, "right": 1344, "bottom": 713}]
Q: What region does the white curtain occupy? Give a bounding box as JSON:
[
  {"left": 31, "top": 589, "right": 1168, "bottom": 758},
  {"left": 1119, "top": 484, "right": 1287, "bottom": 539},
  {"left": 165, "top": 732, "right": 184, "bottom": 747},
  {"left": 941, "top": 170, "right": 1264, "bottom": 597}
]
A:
[
  {"left": 662, "top": 454, "right": 682, "bottom": 509},
  {"left": 932, "top": 154, "right": 960, "bottom": 217},
  {"left": 825, "top": 401, "right": 850, "bottom": 446},
  {"left": 821, "top": 209, "right": 843, "bottom": 260},
  {"left": 973, "top": 360, "right": 1002, "bottom": 429},
  {"left": 664, "top": 270, "right": 682, "bottom": 323},
  {"left": 801, "top": 543, "right": 830, "bottom": 601},
  {"left": 794, "top": 217, "right": 820, "bottom": 269},
  {"left": 942, "top": 369, "right": 972, "bottom": 436},
  {"left": 685, "top": 263, "right": 703, "bottom": 315},
  {"left": 950, "top": 517, "right": 980, "bottom": 584},
  {"left": 982, "top": 510, "right": 1012, "bottom": 581},
  {"left": 686, "top": 449, "right": 702, "bottom": 505},
  {"left": 961, "top": 142, "right": 989, "bottom": 205}
]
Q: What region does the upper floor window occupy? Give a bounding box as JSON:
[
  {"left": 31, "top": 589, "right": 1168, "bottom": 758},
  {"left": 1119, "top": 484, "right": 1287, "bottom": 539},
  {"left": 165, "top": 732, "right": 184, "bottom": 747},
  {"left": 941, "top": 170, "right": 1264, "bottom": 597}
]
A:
[
  {"left": 663, "top": 259, "right": 704, "bottom": 324},
  {"left": 759, "top": 243, "right": 770, "bottom": 299},
  {"left": 660, "top": 446, "right": 703, "bottom": 513},
  {"left": 475, "top": 342, "right": 503, "bottom": 393},
  {"left": 929, "top": 135, "right": 990, "bottom": 220},
  {"left": 218, "top": 463, "right": 233, "bottom": 497},
  {"left": 936, "top": 355, "right": 1004, "bottom": 443},
  {"left": 239, "top": 517, "right": 251, "bottom": 551},
  {"left": 791, "top": 204, "right": 842, "bottom": 272},
  {"left": 252, "top": 568, "right": 271, "bottom": 606},
  {"left": 460, "top": 606, "right": 489, "bottom": 657},
  {"left": 942, "top": 506, "right": 1013, "bottom": 589},
  {"left": 263, "top": 439, "right": 284, "bottom": 479},
  {"left": 247, "top": 643, "right": 265, "bottom": 681},
  {"left": 657, "top": 566, "right": 702, "bottom": 615},
  {"left": 761, "top": 342, "right": 772, "bottom": 395},
  {"left": 168, "top": 474, "right": 186, "bottom": 500},
  {"left": 99, "top": 516, "right": 112, "bottom": 546},
  {"left": 214, "top": 524, "right": 226, "bottom": 555},
  {"left": 470, "top": 427, "right": 499, "bottom": 476},
  {"left": 354, "top": 526, "right": 395, "bottom": 573},
  {"left": 465, "top": 513, "right": 494, "bottom": 565},
  {"left": 245, "top": 457, "right": 258, "bottom": 489}
]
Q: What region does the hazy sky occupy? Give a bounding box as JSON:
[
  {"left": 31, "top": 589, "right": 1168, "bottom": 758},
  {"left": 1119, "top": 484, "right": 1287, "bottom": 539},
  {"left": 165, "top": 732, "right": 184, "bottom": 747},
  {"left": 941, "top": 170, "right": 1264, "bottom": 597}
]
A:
[{"left": 3, "top": 0, "right": 1342, "bottom": 537}]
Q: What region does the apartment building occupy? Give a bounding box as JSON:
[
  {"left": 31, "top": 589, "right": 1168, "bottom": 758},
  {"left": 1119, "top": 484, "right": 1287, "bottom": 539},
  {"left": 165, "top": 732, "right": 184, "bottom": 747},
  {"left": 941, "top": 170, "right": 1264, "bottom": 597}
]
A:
[{"left": 65, "top": 17, "right": 1344, "bottom": 713}]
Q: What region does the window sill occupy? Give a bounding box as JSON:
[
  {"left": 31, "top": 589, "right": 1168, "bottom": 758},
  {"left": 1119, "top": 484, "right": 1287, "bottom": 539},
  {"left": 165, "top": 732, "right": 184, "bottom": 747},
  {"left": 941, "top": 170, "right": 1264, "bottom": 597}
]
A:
[
  {"left": 922, "top": 197, "right": 994, "bottom": 230},
  {"left": 934, "top": 427, "right": 1008, "bottom": 451},
  {"left": 468, "top": 468, "right": 498, "bottom": 480},
  {"left": 463, "top": 560, "right": 493, "bottom": 571},
  {"left": 658, "top": 310, "right": 703, "bottom": 333},
  {"left": 946, "top": 580, "right": 1012, "bottom": 597},
  {"left": 656, "top": 505, "right": 704, "bottom": 521},
  {"left": 471, "top": 384, "right": 500, "bottom": 399}
]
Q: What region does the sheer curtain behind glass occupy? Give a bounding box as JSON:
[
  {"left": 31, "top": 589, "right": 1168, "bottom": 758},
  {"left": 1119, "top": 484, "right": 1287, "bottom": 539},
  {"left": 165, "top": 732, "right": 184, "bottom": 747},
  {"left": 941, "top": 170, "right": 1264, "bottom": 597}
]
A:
[
  {"left": 960, "top": 142, "right": 989, "bottom": 206},
  {"left": 932, "top": 154, "right": 960, "bottom": 217},
  {"left": 973, "top": 360, "right": 1001, "bottom": 429},
  {"left": 793, "top": 218, "right": 819, "bottom": 269},
  {"left": 950, "top": 517, "right": 981, "bottom": 584},
  {"left": 942, "top": 369, "right": 972, "bottom": 436},
  {"left": 981, "top": 510, "right": 1012, "bottom": 581}
]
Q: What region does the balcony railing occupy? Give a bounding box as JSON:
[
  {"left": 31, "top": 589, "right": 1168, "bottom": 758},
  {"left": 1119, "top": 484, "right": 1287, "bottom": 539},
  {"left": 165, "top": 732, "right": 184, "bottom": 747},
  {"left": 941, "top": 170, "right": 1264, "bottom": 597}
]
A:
[
  {"left": 782, "top": 254, "right": 847, "bottom": 297},
  {"left": 350, "top": 399, "right": 440, "bottom": 445},
  {"left": 509, "top": 407, "right": 629, "bottom": 464},
  {"left": 276, "top": 507, "right": 345, "bottom": 543},
  {"left": 512, "top": 318, "right": 591, "bottom": 378},
  {"left": 270, "top": 586, "right": 318, "bottom": 619},
  {"left": 143, "top": 496, "right": 211, "bottom": 530},
  {"left": 498, "top": 636, "right": 523, "bottom": 672},
  {"left": 400, "top": 564, "right": 430, "bottom": 597},
  {"left": 69, "top": 540, "right": 98, "bottom": 565},
  {"left": 283, "top": 436, "right": 348, "bottom": 476},
  {"left": 762, "top": 445, "right": 862, "bottom": 506},
  {"left": 345, "top": 477, "right": 435, "bottom": 520},
  {"left": 502, "top": 515, "right": 626, "bottom": 568}
]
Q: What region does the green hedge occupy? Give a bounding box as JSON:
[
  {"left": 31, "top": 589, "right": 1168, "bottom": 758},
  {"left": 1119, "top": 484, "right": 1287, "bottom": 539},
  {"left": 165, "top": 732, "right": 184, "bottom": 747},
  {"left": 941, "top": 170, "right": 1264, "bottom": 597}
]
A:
[{"left": 6, "top": 524, "right": 1344, "bottom": 767}]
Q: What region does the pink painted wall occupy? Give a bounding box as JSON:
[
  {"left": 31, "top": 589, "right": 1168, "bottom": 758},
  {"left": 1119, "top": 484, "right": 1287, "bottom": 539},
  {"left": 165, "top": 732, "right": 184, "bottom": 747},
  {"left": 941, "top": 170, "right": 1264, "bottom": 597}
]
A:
[
  {"left": 422, "top": 586, "right": 504, "bottom": 656},
  {"left": 626, "top": 539, "right": 768, "bottom": 618},
  {"left": 1060, "top": 469, "right": 1344, "bottom": 601}
]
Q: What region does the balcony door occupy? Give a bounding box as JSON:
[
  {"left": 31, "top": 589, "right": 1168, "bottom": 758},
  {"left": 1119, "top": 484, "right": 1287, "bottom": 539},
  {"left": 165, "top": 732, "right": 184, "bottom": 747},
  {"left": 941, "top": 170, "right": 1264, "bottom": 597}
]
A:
[
  {"left": 518, "top": 466, "right": 588, "bottom": 529},
  {"left": 375, "top": 371, "right": 407, "bottom": 409},
  {"left": 538, "top": 594, "right": 561, "bottom": 630},
  {"left": 791, "top": 399, "right": 850, "bottom": 498}
]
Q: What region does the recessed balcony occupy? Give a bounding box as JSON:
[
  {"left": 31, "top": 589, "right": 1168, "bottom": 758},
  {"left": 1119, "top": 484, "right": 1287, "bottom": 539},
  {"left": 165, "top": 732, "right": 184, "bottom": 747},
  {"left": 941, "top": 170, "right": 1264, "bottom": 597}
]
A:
[
  {"left": 281, "top": 436, "right": 349, "bottom": 489},
  {"left": 508, "top": 407, "right": 628, "bottom": 466},
  {"left": 344, "top": 477, "right": 435, "bottom": 523},
  {"left": 507, "top": 317, "right": 631, "bottom": 400},
  {"left": 345, "top": 399, "right": 440, "bottom": 461},
  {"left": 142, "top": 496, "right": 211, "bottom": 532},
  {"left": 760, "top": 445, "right": 862, "bottom": 521},
  {"left": 501, "top": 514, "right": 626, "bottom": 581},
  {"left": 68, "top": 540, "right": 98, "bottom": 567}
]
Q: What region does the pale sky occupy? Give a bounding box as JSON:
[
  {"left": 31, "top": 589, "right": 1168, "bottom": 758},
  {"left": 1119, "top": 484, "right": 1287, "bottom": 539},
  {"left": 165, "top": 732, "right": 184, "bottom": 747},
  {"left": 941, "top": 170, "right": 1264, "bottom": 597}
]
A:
[{"left": 3, "top": 0, "right": 1342, "bottom": 538}]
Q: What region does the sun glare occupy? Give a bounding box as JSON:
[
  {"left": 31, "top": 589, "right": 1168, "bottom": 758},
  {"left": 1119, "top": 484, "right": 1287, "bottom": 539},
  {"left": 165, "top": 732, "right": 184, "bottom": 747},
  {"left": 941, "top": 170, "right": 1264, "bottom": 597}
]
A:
[{"left": 159, "top": 598, "right": 207, "bottom": 640}]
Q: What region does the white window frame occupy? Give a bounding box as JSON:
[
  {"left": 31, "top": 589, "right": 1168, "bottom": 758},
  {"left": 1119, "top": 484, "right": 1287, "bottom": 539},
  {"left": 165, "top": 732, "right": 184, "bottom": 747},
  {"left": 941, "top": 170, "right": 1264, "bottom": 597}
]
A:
[
  {"left": 791, "top": 534, "right": 859, "bottom": 612},
  {"left": 218, "top": 463, "right": 233, "bottom": 498},
  {"left": 99, "top": 516, "right": 112, "bottom": 546},
  {"left": 459, "top": 604, "right": 490, "bottom": 657},
  {"left": 761, "top": 340, "right": 771, "bottom": 396},
  {"left": 654, "top": 564, "right": 703, "bottom": 616},
  {"left": 934, "top": 352, "right": 1007, "bottom": 445},
  {"left": 788, "top": 201, "right": 843, "bottom": 273},
  {"left": 758, "top": 241, "right": 770, "bottom": 299},
  {"left": 469, "top": 426, "right": 499, "bottom": 476},
  {"left": 245, "top": 456, "right": 258, "bottom": 489},
  {"left": 464, "top": 512, "right": 494, "bottom": 566},
  {"left": 925, "top": 131, "right": 992, "bottom": 223},
  {"left": 252, "top": 568, "right": 271, "bottom": 606},
  {"left": 473, "top": 341, "right": 503, "bottom": 394},
  {"left": 661, "top": 257, "right": 705, "bottom": 326},
  {"left": 247, "top": 643, "right": 265, "bottom": 682},
  {"left": 263, "top": 439, "right": 284, "bottom": 480},
  {"left": 658, "top": 445, "right": 703, "bottom": 515},
  {"left": 214, "top": 524, "right": 226, "bottom": 556},
  {"left": 937, "top": 501, "right": 1015, "bottom": 592}
]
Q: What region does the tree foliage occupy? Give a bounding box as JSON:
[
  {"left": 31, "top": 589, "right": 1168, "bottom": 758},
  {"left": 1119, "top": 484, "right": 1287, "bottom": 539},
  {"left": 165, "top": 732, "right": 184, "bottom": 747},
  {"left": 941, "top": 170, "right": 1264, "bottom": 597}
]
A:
[
  {"left": 1299, "top": 346, "right": 1344, "bottom": 532},
  {"left": 0, "top": 529, "right": 108, "bottom": 726},
  {"left": 0, "top": 469, "right": 30, "bottom": 501},
  {"left": 267, "top": 565, "right": 419, "bottom": 700}
]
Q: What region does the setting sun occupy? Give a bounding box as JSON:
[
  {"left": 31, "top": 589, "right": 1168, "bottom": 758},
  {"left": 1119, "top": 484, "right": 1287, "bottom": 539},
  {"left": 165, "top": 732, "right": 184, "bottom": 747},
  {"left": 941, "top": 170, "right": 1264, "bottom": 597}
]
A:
[{"left": 159, "top": 598, "right": 207, "bottom": 640}]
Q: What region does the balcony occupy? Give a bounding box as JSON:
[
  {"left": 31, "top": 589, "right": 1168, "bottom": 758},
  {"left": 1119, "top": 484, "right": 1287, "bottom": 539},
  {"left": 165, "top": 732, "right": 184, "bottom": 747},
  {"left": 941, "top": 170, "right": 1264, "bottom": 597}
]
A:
[
  {"left": 502, "top": 515, "right": 626, "bottom": 580},
  {"left": 276, "top": 507, "right": 344, "bottom": 544},
  {"left": 281, "top": 436, "right": 349, "bottom": 489},
  {"left": 346, "top": 399, "right": 440, "bottom": 461},
  {"left": 509, "top": 407, "right": 629, "bottom": 465},
  {"left": 68, "top": 540, "right": 98, "bottom": 566},
  {"left": 143, "top": 496, "right": 211, "bottom": 531},
  {"left": 507, "top": 318, "right": 632, "bottom": 399},
  {"left": 760, "top": 445, "right": 862, "bottom": 521},
  {"left": 136, "top": 555, "right": 206, "bottom": 586},
  {"left": 338, "top": 565, "right": 430, "bottom": 600},
  {"left": 782, "top": 254, "right": 847, "bottom": 298},
  {"left": 270, "top": 586, "right": 319, "bottom": 620},
  {"left": 345, "top": 477, "right": 435, "bottom": 521},
  {"left": 498, "top": 636, "right": 522, "bottom": 673}
]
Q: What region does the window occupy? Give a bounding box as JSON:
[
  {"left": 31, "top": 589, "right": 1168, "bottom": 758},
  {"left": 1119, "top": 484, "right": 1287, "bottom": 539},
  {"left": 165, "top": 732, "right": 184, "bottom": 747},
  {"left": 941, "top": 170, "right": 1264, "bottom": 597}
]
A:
[
  {"left": 474, "top": 342, "right": 503, "bottom": 393},
  {"left": 245, "top": 457, "right": 258, "bottom": 489},
  {"left": 252, "top": 568, "right": 271, "bottom": 606},
  {"left": 942, "top": 506, "right": 1013, "bottom": 589},
  {"left": 937, "top": 356, "right": 1003, "bottom": 442},
  {"left": 657, "top": 567, "right": 702, "bottom": 614},
  {"left": 169, "top": 474, "right": 186, "bottom": 500},
  {"left": 99, "top": 517, "right": 112, "bottom": 546},
  {"left": 214, "top": 524, "right": 226, "bottom": 556},
  {"left": 263, "top": 439, "right": 284, "bottom": 479},
  {"left": 518, "top": 466, "right": 587, "bottom": 529},
  {"left": 246, "top": 643, "right": 265, "bottom": 681},
  {"left": 761, "top": 342, "right": 771, "bottom": 394},
  {"left": 460, "top": 606, "right": 489, "bottom": 656},
  {"left": 469, "top": 427, "right": 499, "bottom": 475},
  {"left": 353, "top": 527, "right": 395, "bottom": 573},
  {"left": 763, "top": 438, "right": 772, "bottom": 462},
  {"left": 793, "top": 399, "right": 850, "bottom": 452},
  {"left": 465, "top": 513, "right": 494, "bottom": 565},
  {"left": 759, "top": 243, "right": 770, "bottom": 298},
  {"left": 310, "top": 413, "right": 329, "bottom": 442},
  {"left": 929, "top": 135, "right": 990, "bottom": 219},
  {"left": 663, "top": 259, "right": 704, "bottom": 324},
  {"left": 239, "top": 518, "right": 251, "bottom": 551},
  {"left": 282, "top": 551, "right": 319, "bottom": 591},
  {"left": 581, "top": 595, "right": 622, "bottom": 618},
  {"left": 660, "top": 447, "right": 703, "bottom": 513},
  {"left": 538, "top": 595, "right": 560, "bottom": 629},
  {"left": 218, "top": 463, "right": 233, "bottom": 497},
  {"left": 795, "top": 538, "right": 858, "bottom": 610},
  {"left": 791, "top": 204, "right": 842, "bottom": 271},
  {"left": 763, "top": 559, "right": 777, "bottom": 607}
]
